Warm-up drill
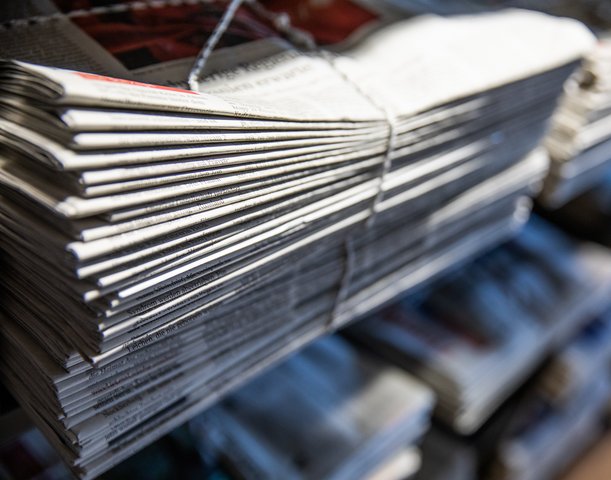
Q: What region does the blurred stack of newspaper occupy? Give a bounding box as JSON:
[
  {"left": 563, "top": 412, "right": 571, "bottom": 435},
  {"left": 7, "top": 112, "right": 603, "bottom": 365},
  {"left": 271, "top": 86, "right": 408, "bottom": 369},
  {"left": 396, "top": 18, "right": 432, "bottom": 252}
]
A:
[
  {"left": 488, "top": 312, "right": 611, "bottom": 480},
  {"left": 473, "top": 0, "right": 611, "bottom": 206},
  {"left": 0, "top": 1, "right": 596, "bottom": 477},
  {"left": 541, "top": 34, "right": 611, "bottom": 206},
  {"left": 411, "top": 311, "right": 611, "bottom": 480},
  {"left": 189, "top": 335, "right": 433, "bottom": 480},
  {"left": 349, "top": 218, "right": 611, "bottom": 434}
]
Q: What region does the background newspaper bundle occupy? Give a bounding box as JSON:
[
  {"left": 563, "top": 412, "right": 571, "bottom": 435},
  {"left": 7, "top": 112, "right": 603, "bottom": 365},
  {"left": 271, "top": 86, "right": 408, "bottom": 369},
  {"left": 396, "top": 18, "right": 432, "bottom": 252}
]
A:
[
  {"left": 349, "top": 217, "right": 611, "bottom": 434},
  {"left": 468, "top": 0, "right": 611, "bottom": 206},
  {"left": 411, "top": 311, "right": 611, "bottom": 480},
  {"left": 540, "top": 34, "right": 611, "bottom": 206},
  {"left": 0, "top": 2, "right": 596, "bottom": 478},
  {"left": 487, "top": 312, "right": 611, "bottom": 480},
  {"left": 189, "top": 335, "right": 433, "bottom": 480}
]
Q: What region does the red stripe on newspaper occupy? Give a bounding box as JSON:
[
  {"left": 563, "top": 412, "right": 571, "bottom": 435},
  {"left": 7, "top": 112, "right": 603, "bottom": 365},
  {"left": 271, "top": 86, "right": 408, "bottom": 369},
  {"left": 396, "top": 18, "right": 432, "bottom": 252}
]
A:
[{"left": 73, "top": 72, "right": 198, "bottom": 94}]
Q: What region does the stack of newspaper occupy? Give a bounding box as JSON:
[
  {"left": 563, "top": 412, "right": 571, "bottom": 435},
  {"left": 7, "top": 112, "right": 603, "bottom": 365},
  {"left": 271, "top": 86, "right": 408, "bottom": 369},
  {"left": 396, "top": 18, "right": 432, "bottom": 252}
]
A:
[
  {"left": 411, "top": 311, "right": 611, "bottom": 480},
  {"left": 541, "top": 34, "right": 611, "bottom": 206},
  {"left": 349, "top": 218, "right": 611, "bottom": 434},
  {"left": 0, "top": 2, "right": 596, "bottom": 477},
  {"left": 488, "top": 312, "right": 611, "bottom": 480},
  {"left": 189, "top": 335, "right": 433, "bottom": 480},
  {"left": 474, "top": 1, "right": 611, "bottom": 205}
]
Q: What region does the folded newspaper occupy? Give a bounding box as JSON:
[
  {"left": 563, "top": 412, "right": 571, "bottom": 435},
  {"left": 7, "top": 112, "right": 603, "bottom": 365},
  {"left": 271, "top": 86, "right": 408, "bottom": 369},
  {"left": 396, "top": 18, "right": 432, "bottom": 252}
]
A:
[
  {"left": 349, "top": 217, "right": 611, "bottom": 434},
  {"left": 0, "top": 1, "right": 596, "bottom": 476},
  {"left": 189, "top": 335, "right": 433, "bottom": 480}
]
